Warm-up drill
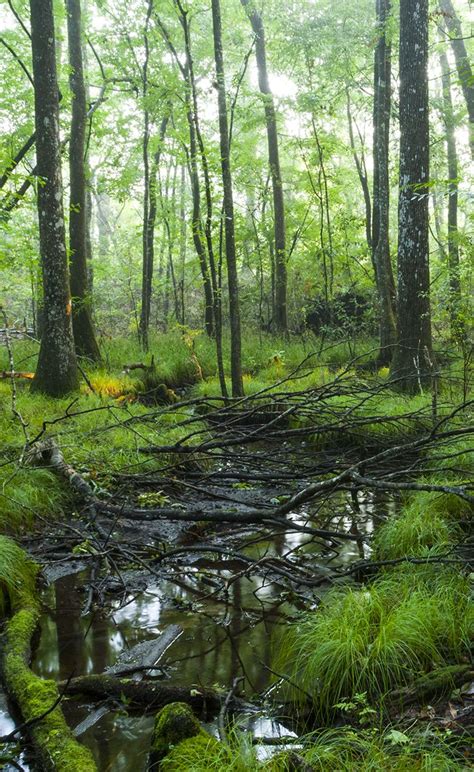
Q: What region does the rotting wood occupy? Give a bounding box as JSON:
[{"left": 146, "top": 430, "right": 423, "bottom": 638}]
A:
[{"left": 61, "top": 675, "right": 224, "bottom": 716}]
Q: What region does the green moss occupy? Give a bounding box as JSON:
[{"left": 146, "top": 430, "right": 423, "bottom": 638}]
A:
[
  {"left": 0, "top": 542, "right": 96, "bottom": 771},
  {"left": 150, "top": 702, "right": 203, "bottom": 764}
]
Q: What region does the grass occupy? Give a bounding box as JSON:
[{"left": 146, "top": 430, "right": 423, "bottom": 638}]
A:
[
  {"left": 277, "top": 565, "right": 473, "bottom": 718},
  {"left": 0, "top": 535, "right": 36, "bottom": 614},
  {"left": 155, "top": 724, "right": 465, "bottom": 772},
  {"left": 294, "top": 727, "right": 466, "bottom": 772},
  {"left": 0, "top": 379, "right": 209, "bottom": 532},
  {"left": 373, "top": 491, "right": 463, "bottom": 560}
]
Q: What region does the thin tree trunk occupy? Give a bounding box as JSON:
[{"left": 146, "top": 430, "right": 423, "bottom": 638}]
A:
[
  {"left": 439, "top": 44, "right": 463, "bottom": 340},
  {"left": 29, "top": 0, "right": 79, "bottom": 395},
  {"left": 372, "top": 0, "right": 397, "bottom": 365},
  {"left": 390, "top": 0, "right": 434, "bottom": 392},
  {"left": 241, "top": 0, "right": 287, "bottom": 333},
  {"left": 211, "top": 0, "right": 244, "bottom": 397},
  {"left": 439, "top": 0, "right": 474, "bottom": 158},
  {"left": 66, "top": 0, "right": 101, "bottom": 362},
  {"left": 139, "top": 0, "right": 153, "bottom": 350}
]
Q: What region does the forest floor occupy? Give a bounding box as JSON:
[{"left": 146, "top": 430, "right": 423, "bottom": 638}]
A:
[{"left": 0, "top": 331, "right": 472, "bottom": 771}]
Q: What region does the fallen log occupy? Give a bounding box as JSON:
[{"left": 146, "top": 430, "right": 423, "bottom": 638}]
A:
[
  {"left": 388, "top": 665, "right": 473, "bottom": 709},
  {"left": 0, "top": 370, "right": 35, "bottom": 379},
  {"left": 105, "top": 624, "right": 183, "bottom": 678},
  {"left": 62, "top": 675, "right": 223, "bottom": 717},
  {"left": 26, "top": 439, "right": 96, "bottom": 504}
]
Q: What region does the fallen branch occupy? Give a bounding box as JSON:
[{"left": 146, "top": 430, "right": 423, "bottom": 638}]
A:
[{"left": 61, "top": 674, "right": 223, "bottom": 716}]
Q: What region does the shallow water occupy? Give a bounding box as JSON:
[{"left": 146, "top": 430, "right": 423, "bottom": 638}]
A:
[{"left": 1, "top": 488, "right": 394, "bottom": 770}]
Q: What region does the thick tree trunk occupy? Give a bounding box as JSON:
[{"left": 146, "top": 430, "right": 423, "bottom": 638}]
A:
[
  {"left": 211, "top": 0, "right": 244, "bottom": 398},
  {"left": 372, "top": 0, "right": 397, "bottom": 365},
  {"left": 241, "top": 0, "right": 287, "bottom": 333},
  {"left": 66, "top": 0, "right": 101, "bottom": 362},
  {"left": 439, "top": 0, "right": 474, "bottom": 158},
  {"left": 390, "top": 0, "right": 434, "bottom": 392},
  {"left": 439, "top": 46, "right": 463, "bottom": 341},
  {"left": 29, "top": 0, "right": 79, "bottom": 396}
]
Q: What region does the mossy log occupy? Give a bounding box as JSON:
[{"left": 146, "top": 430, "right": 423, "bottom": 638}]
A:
[
  {"left": 63, "top": 674, "right": 222, "bottom": 716},
  {"left": 388, "top": 664, "right": 473, "bottom": 708},
  {"left": 1, "top": 572, "right": 96, "bottom": 770},
  {"left": 148, "top": 702, "right": 212, "bottom": 768}
]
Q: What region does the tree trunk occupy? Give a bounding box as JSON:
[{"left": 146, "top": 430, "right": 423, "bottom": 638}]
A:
[
  {"left": 439, "top": 0, "right": 474, "bottom": 158},
  {"left": 372, "top": 0, "right": 397, "bottom": 365},
  {"left": 439, "top": 45, "right": 463, "bottom": 340},
  {"left": 139, "top": 0, "right": 153, "bottom": 350},
  {"left": 241, "top": 0, "right": 287, "bottom": 333},
  {"left": 390, "top": 0, "right": 434, "bottom": 392},
  {"left": 29, "top": 0, "right": 79, "bottom": 396},
  {"left": 175, "top": 3, "right": 228, "bottom": 397},
  {"left": 211, "top": 0, "right": 244, "bottom": 397},
  {"left": 66, "top": 0, "right": 101, "bottom": 362}
]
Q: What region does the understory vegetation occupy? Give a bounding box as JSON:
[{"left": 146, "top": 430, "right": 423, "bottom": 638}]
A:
[{"left": 0, "top": 331, "right": 472, "bottom": 770}]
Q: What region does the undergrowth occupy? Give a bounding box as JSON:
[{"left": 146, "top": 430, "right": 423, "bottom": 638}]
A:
[{"left": 277, "top": 565, "right": 473, "bottom": 719}]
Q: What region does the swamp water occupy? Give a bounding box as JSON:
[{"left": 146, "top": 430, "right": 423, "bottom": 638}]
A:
[{"left": 2, "top": 489, "right": 395, "bottom": 770}]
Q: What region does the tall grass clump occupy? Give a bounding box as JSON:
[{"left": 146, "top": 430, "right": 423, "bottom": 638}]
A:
[
  {"left": 277, "top": 566, "right": 472, "bottom": 719},
  {"left": 0, "top": 535, "right": 36, "bottom": 614},
  {"left": 294, "top": 727, "right": 465, "bottom": 772},
  {"left": 373, "top": 495, "right": 462, "bottom": 561}
]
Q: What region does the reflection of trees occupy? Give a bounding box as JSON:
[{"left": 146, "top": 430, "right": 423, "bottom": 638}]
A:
[{"left": 55, "top": 574, "right": 87, "bottom": 680}]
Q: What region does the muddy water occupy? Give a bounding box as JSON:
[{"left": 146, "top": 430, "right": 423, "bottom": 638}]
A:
[{"left": 2, "top": 489, "right": 394, "bottom": 771}]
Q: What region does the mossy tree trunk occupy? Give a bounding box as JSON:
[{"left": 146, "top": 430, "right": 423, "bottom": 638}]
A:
[
  {"left": 390, "top": 0, "right": 434, "bottom": 392},
  {"left": 66, "top": 0, "right": 101, "bottom": 362},
  {"left": 29, "top": 0, "right": 79, "bottom": 396}
]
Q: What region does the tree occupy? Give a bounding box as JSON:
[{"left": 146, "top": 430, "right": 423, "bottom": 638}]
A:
[
  {"left": 138, "top": 0, "right": 154, "bottom": 350},
  {"left": 241, "top": 0, "right": 287, "bottom": 333},
  {"left": 372, "top": 0, "right": 396, "bottom": 365},
  {"left": 211, "top": 0, "right": 244, "bottom": 397},
  {"left": 439, "top": 41, "right": 463, "bottom": 340},
  {"left": 29, "top": 0, "right": 79, "bottom": 395},
  {"left": 439, "top": 0, "right": 474, "bottom": 158},
  {"left": 66, "top": 0, "right": 101, "bottom": 361},
  {"left": 390, "top": 0, "right": 433, "bottom": 392}
]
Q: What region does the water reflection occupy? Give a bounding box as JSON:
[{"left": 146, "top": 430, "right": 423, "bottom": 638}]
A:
[{"left": 31, "top": 488, "right": 395, "bottom": 770}]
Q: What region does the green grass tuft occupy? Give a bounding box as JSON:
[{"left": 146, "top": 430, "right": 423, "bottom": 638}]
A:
[{"left": 277, "top": 566, "right": 472, "bottom": 718}]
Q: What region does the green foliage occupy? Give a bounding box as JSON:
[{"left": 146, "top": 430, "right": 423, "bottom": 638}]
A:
[
  {"left": 277, "top": 565, "right": 472, "bottom": 718},
  {"left": 373, "top": 492, "right": 462, "bottom": 561},
  {"left": 291, "top": 727, "right": 465, "bottom": 772}
]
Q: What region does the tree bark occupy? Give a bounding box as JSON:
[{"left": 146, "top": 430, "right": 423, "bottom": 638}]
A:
[
  {"left": 177, "top": 3, "right": 228, "bottom": 397},
  {"left": 29, "top": 0, "right": 79, "bottom": 396},
  {"left": 138, "top": 0, "right": 154, "bottom": 350},
  {"left": 439, "top": 43, "right": 463, "bottom": 340},
  {"left": 390, "top": 0, "right": 434, "bottom": 392},
  {"left": 439, "top": 0, "right": 474, "bottom": 158},
  {"left": 211, "top": 0, "right": 244, "bottom": 397},
  {"left": 241, "top": 0, "right": 287, "bottom": 333},
  {"left": 372, "top": 0, "right": 397, "bottom": 365},
  {"left": 66, "top": 0, "right": 101, "bottom": 362}
]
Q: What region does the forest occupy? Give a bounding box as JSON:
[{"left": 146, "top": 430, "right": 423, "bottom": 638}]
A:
[{"left": 0, "top": 0, "right": 473, "bottom": 769}]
